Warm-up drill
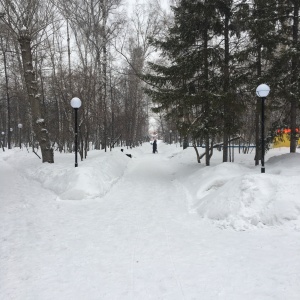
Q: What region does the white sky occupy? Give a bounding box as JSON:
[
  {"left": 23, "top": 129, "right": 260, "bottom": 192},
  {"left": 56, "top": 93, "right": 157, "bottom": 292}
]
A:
[
  {"left": 126, "top": 0, "right": 172, "bottom": 13},
  {"left": 1, "top": 144, "right": 300, "bottom": 299}
]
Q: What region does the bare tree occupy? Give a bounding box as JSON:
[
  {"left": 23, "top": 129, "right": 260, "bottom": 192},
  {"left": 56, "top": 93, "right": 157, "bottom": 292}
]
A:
[
  {"left": 0, "top": 0, "right": 56, "bottom": 162},
  {"left": 56, "top": 0, "right": 124, "bottom": 151},
  {"left": 114, "top": 0, "right": 165, "bottom": 146}
]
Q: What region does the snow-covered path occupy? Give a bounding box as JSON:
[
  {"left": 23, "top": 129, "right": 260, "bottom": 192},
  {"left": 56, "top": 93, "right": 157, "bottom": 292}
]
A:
[
  {"left": 96, "top": 152, "right": 190, "bottom": 299},
  {"left": 1, "top": 145, "right": 300, "bottom": 300}
]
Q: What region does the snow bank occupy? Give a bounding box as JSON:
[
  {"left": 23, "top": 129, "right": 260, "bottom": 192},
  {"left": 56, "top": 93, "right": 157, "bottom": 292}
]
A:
[
  {"left": 4, "top": 148, "right": 130, "bottom": 200},
  {"left": 3, "top": 144, "right": 300, "bottom": 229},
  {"left": 175, "top": 149, "right": 300, "bottom": 230}
]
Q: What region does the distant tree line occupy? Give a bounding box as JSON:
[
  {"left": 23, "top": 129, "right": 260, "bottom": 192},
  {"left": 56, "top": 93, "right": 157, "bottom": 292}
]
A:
[
  {"left": 1, "top": 0, "right": 299, "bottom": 166},
  {"left": 145, "top": 0, "right": 300, "bottom": 165},
  {"left": 0, "top": 0, "right": 165, "bottom": 162}
]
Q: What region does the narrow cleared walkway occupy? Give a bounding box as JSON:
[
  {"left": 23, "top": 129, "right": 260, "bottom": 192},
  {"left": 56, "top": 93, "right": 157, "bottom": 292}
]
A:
[{"left": 96, "top": 152, "right": 192, "bottom": 299}]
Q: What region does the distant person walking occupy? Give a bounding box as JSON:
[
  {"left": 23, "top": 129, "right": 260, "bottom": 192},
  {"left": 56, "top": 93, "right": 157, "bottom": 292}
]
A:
[{"left": 153, "top": 139, "right": 157, "bottom": 154}]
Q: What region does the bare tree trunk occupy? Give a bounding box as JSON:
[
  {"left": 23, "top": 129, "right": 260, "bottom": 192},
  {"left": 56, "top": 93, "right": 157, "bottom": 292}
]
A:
[
  {"left": 290, "top": 1, "right": 299, "bottom": 153},
  {"left": 101, "top": 0, "right": 108, "bottom": 152},
  {"left": 1, "top": 38, "right": 11, "bottom": 149},
  {"left": 193, "top": 142, "right": 201, "bottom": 163},
  {"left": 255, "top": 43, "right": 262, "bottom": 165},
  {"left": 19, "top": 31, "right": 54, "bottom": 163},
  {"left": 67, "top": 19, "right": 72, "bottom": 93},
  {"left": 222, "top": 10, "right": 229, "bottom": 162},
  {"left": 203, "top": 20, "right": 210, "bottom": 166}
]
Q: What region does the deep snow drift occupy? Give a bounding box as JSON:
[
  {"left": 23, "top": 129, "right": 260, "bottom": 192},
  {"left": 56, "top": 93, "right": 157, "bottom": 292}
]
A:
[{"left": 1, "top": 142, "right": 300, "bottom": 299}]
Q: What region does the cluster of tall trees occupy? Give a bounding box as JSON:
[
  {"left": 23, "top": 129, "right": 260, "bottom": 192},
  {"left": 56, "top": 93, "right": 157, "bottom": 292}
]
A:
[
  {"left": 145, "top": 0, "right": 300, "bottom": 165},
  {"left": 1, "top": 0, "right": 299, "bottom": 165},
  {"left": 0, "top": 0, "right": 165, "bottom": 162}
]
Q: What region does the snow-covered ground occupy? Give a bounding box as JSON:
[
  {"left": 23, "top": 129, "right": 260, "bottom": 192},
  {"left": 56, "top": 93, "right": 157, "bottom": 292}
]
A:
[{"left": 1, "top": 142, "right": 300, "bottom": 300}]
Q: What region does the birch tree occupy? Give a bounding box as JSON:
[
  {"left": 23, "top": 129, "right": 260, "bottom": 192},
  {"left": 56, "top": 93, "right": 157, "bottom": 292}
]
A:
[
  {"left": 57, "top": 0, "right": 123, "bottom": 151},
  {"left": 0, "top": 0, "right": 55, "bottom": 162}
]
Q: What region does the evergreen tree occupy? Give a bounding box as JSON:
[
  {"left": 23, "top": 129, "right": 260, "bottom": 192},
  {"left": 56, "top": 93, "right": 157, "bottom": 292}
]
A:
[
  {"left": 241, "top": 0, "right": 278, "bottom": 165},
  {"left": 269, "top": 0, "right": 300, "bottom": 153},
  {"left": 213, "top": 0, "right": 250, "bottom": 162},
  {"left": 145, "top": 0, "right": 224, "bottom": 164}
]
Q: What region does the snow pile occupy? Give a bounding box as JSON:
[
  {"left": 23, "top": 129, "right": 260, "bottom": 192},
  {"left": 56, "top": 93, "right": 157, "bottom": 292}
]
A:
[
  {"left": 176, "top": 149, "right": 300, "bottom": 230},
  {"left": 3, "top": 143, "right": 300, "bottom": 229},
  {"left": 4, "top": 148, "right": 131, "bottom": 200}
]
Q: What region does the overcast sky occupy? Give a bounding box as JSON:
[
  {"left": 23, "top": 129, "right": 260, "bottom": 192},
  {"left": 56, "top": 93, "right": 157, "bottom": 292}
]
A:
[{"left": 126, "top": 0, "right": 172, "bottom": 13}]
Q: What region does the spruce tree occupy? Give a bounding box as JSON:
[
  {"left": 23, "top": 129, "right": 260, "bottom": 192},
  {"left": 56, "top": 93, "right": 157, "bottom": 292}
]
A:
[
  {"left": 237, "top": 0, "right": 278, "bottom": 164},
  {"left": 145, "top": 0, "right": 223, "bottom": 164},
  {"left": 214, "top": 0, "right": 250, "bottom": 162},
  {"left": 270, "top": 0, "right": 300, "bottom": 153}
]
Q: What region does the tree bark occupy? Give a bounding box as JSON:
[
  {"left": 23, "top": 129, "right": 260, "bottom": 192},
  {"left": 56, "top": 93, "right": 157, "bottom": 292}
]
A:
[
  {"left": 290, "top": 1, "right": 299, "bottom": 153},
  {"left": 19, "top": 31, "right": 54, "bottom": 163},
  {"left": 223, "top": 9, "right": 230, "bottom": 162},
  {"left": 255, "top": 43, "right": 262, "bottom": 165},
  {"left": 1, "top": 41, "right": 11, "bottom": 149}
]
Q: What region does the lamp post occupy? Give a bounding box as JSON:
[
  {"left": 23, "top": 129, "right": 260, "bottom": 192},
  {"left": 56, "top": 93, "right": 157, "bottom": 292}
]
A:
[
  {"left": 256, "top": 84, "right": 270, "bottom": 173},
  {"left": 169, "top": 130, "right": 172, "bottom": 144},
  {"left": 18, "top": 123, "right": 23, "bottom": 149},
  {"left": 1, "top": 131, "right": 4, "bottom": 151},
  {"left": 70, "top": 97, "right": 82, "bottom": 167}
]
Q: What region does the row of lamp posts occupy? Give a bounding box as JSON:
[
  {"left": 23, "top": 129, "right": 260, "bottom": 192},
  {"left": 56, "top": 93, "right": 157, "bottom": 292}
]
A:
[
  {"left": 166, "top": 84, "right": 270, "bottom": 173},
  {"left": 1, "top": 96, "right": 82, "bottom": 167},
  {"left": 2, "top": 88, "right": 270, "bottom": 172},
  {"left": 1, "top": 124, "right": 23, "bottom": 149}
]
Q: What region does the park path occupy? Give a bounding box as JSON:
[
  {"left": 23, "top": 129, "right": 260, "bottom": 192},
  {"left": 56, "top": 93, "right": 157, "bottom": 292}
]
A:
[{"left": 91, "top": 149, "right": 197, "bottom": 299}]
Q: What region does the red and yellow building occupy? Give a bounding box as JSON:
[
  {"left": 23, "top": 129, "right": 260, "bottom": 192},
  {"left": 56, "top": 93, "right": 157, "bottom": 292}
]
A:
[{"left": 273, "top": 128, "right": 300, "bottom": 148}]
